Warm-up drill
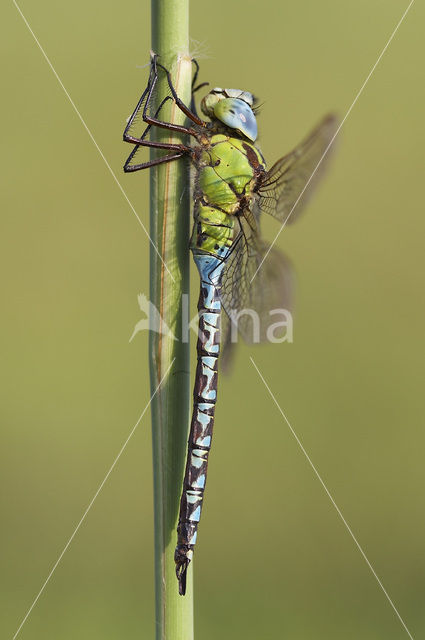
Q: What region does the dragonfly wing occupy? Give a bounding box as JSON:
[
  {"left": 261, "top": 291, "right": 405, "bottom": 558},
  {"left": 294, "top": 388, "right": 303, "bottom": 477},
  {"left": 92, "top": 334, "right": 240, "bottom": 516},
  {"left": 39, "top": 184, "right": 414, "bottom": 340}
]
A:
[
  {"left": 219, "top": 213, "right": 293, "bottom": 370},
  {"left": 257, "top": 114, "right": 338, "bottom": 225}
]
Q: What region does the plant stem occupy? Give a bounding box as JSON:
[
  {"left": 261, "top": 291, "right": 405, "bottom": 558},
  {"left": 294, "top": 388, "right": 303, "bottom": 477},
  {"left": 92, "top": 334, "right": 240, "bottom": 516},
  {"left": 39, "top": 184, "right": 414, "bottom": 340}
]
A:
[{"left": 150, "top": 1, "right": 193, "bottom": 638}]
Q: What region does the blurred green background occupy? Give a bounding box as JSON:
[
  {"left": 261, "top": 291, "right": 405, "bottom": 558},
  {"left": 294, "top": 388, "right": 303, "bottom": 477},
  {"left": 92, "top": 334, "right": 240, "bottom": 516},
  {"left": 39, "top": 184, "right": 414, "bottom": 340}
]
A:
[{"left": 1, "top": 1, "right": 424, "bottom": 638}]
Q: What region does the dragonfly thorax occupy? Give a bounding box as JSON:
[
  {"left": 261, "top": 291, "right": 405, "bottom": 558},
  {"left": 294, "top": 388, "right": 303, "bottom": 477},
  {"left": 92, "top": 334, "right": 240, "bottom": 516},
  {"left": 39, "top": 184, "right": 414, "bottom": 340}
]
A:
[{"left": 201, "top": 88, "right": 258, "bottom": 142}]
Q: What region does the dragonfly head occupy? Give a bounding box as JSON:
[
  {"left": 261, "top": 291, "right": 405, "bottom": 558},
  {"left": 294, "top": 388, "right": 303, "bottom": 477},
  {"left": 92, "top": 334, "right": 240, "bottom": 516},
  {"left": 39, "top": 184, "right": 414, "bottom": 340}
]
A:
[{"left": 201, "top": 88, "right": 258, "bottom": 142}]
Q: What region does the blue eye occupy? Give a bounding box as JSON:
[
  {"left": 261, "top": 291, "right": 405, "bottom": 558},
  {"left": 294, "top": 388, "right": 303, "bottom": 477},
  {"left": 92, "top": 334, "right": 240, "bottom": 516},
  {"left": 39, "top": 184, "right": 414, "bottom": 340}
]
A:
[{"left": 213, "top": 98, "right": 258, "bottom": 142}]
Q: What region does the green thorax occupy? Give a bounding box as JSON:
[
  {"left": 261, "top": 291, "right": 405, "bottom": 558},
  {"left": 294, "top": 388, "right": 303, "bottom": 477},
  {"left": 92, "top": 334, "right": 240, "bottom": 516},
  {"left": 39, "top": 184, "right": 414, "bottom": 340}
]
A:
[{"left": 190, "top": 134, "right": 266, "bottom": 257}]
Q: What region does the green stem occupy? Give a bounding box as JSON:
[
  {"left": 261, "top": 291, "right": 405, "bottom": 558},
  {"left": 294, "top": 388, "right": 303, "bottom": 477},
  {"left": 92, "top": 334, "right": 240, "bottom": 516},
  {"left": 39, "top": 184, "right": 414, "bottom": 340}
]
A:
[{"left": 150, "top": 1, "right": 193, "bottom": 639}]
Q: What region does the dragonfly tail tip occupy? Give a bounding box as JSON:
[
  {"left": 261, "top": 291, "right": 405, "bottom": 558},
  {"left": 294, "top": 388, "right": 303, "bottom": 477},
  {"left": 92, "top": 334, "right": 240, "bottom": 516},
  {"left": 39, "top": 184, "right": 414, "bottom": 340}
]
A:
[{"left": 175, "top": 557, "right": 190, "bottom": 596}]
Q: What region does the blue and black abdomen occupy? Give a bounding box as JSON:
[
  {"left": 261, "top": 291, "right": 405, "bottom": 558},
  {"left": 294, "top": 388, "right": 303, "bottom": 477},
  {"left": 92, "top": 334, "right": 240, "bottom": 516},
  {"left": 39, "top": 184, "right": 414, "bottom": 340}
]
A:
[{"left": 175, "top": 254, "right": 224, "bottom": 594}]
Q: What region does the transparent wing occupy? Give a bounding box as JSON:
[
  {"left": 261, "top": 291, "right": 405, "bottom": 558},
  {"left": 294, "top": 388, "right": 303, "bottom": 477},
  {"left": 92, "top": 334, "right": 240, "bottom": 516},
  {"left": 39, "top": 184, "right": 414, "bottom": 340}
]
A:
[
  {"left": 257, "top": 114, "right": 338, "bottom": 225},
  {"left": 219, "top": 211, "right": 293, "bottom": 371}
]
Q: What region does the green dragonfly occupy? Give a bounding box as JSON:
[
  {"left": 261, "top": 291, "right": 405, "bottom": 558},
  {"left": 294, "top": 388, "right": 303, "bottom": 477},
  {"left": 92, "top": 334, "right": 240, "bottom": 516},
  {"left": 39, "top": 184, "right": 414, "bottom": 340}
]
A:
[{"left": 123, "top": 54, "right": 337, "bottom": 595}]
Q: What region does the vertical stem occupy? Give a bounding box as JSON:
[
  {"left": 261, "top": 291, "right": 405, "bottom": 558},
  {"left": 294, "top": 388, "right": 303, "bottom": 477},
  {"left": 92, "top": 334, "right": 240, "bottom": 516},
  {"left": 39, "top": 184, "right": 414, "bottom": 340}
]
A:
[{"left": 150, "top": 1, "right": 193, "bottom": 639}]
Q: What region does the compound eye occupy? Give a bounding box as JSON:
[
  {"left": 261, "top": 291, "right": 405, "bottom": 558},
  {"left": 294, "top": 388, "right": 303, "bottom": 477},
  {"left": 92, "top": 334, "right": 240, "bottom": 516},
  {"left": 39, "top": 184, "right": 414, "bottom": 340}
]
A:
[{"left": 213, "top": 98, "right": 258, "bottom": 142}]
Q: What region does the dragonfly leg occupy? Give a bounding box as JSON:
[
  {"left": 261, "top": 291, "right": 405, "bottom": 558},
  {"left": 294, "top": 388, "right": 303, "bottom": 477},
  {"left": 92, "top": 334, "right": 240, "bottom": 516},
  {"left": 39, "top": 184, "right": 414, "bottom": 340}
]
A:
[
  {"left": 191, "top": 59, "right": 200, "bottom": 93},
  {"left": 124, "top": 152, "right": 185, "bottom": 173},
  {"left": 124, "top": 92, "right": 192, "bottom": 170},
  {"left": 123, "top": 135, "right": 189, "bottom": 153},
  {"left": 191, "top": 59, "right": 209, "bottom": 95},
  {"left": 156, "top": 59, "right": 207, "bottom": 128},
  {"left": 124, "top": 95, "right": 189, "bottom": 149},
  {"left": 190, "top": 59, "right": 209, "bottom": 118},
  {"left": 139, "top": 55, "right": 201, "bottom": 138}
]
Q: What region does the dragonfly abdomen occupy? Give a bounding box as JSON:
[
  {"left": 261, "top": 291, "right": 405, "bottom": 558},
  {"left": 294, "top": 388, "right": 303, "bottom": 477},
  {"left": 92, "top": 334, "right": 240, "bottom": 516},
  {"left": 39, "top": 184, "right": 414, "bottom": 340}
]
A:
[
  {"left": 175, "top": 254, "right": 224, "bottom": 595},
  {"left": 190, "top": 203, "right": 234, "bottom": 255}
]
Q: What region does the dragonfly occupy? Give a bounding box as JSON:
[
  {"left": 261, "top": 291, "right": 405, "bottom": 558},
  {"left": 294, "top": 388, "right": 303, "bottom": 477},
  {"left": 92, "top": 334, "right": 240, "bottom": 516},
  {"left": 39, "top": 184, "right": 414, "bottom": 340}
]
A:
[{"left": 123, "top": 54, "right": 337, "bottom": 595}]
